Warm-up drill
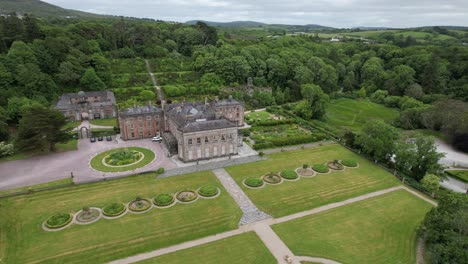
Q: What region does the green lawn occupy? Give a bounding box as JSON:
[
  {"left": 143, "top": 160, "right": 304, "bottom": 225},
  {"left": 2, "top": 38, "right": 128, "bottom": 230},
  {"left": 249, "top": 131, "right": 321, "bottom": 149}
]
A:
[
  {"left": 318, "top": 98, "right": 398, "bottom": 133},
  {"left": 90, "top": 147, "right": 156, "bottom": 172},
  {"left": 225, "top": 144, "right": 400, "bottom": 217},
  {"left": 446, "top": 170, "right": 468, "bottom": 183},
  {"left": 245, "top": 111, "right": 276, "bottom": 124},
  {"left": 0, "top": 139, "right": 78, "bottom": 162},
  {"left": 0, "top": 178, "right": 73, "bottom": 196},
  {"left": 90, "top": 118, "right": 117, "bottom": 127},
  {"left": 64, "top": 121, "right": 82, "bottom": 130},
  {"left": 137, "top": 232, "right": 276, "bottom": 264},
  {"left": 0, "top": 171, "right": 242, "bottom": 264},
  {"left": 273, "top": 190, "right": 433, "bottom": 264}
]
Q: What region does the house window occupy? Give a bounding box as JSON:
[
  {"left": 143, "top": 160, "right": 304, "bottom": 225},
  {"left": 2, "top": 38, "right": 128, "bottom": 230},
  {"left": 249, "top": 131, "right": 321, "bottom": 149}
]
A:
[
  {"left": 131, "top": 132, "right": 135, "bottom": 137},
  {"left": 197, "top": 148, "right": 201, "bottom": 158},
  {"left": 188, "top": 150, "right": 193, "bottom": 160},
  {"left": 147, "top": 121, "right": 152, "bottom": 127},
  {"left": 139, "top": 131, "right": 143, "bottom": 136},
  {"left": 236, "top": 112, "right": 240, "bottom": 117},
  {"left": 221, "top": 135, "right": 226, "bottom": 141},
  {"left": 138, "top": 117, "right": 143, "bottom": 121},
  {"left": 188, "top": 139, "right": 193, "bottom": 145},
  {"left": 213, "top": 136, "right": 218, "bottom": 143},
  {"left": 130, "top": 123, "right": 134, "bottom": 129},
  {"left": 221, "top": 146, "right": 226, "bottom": 155},
  {"left": 214, "top": 147, "right": 218, "bottom": 156},
  {"left": 229, "top": 144, "right": 233, "bottom": 153},
  {"left": 197, "top": 137, "right": 201, "bottom": 144},
  {"left": 205, "top": 137, "right": 209, "bottom": 143},
  {"left": 146, "top": 116, "right": 151, "bottom": 120},
  {"left": 205, "top": 147, "right": 210, "bottom": 158}
]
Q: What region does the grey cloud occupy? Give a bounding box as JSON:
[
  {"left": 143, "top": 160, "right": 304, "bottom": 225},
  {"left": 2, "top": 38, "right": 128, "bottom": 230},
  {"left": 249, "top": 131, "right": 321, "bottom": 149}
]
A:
[{"left": 44, "top": 0, "right": 468, "bottom": 27}]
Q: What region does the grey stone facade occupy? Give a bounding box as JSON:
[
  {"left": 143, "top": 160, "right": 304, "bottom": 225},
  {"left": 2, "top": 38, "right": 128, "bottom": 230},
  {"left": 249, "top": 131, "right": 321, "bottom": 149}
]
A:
[{"left": 56, "top": 91, "right": 117, "bottom": 121}]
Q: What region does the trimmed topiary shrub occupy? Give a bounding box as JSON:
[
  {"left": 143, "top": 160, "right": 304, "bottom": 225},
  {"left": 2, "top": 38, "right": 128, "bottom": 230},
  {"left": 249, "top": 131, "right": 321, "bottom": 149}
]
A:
[
  {"left": 245, "top": 178, "right": 264, "bottom": 187},
  {"left": 102, "top": 203, "right": 126, "bottom": 217},
  {"left": 198, "top": 186, "right": 219, "bottom": 197},
  {"left": 262, "top": 173, "right": 282, "bottom": 184},
  {"left": 153, "top": 194, "right": 175, "bottom": 206},
  {"left": 176, "top": 190, "right": 198, "bottom": 203},
  {"left": 156, "top": 167, "right": 165, "bottom": 174},
  {"left": 341, "top": 159, "right": 358, "bottom": 167},
  {"left": 312, "top": 164, "right": 330, "bottom": 173},
  {"left": 280, "top": 170, "right": 298, "bottom": 180},
  {"left": 45, "top": 213, "right": 72, "bottom": 229},
  {"left": 128, "top": 198, "right": 152, "bottom": 212}
]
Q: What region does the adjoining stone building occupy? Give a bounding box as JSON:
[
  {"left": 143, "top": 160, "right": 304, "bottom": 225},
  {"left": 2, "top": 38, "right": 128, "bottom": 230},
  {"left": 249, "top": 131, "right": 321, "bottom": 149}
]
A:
[
  {"left": 56, "top": 91, "right": 117, "bottom": 121},
  {"left": 118, "top": 97, "right": 245, "bottom": 162}
]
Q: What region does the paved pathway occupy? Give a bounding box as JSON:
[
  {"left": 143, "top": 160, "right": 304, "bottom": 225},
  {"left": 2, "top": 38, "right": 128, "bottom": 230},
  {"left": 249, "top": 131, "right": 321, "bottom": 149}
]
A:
[
  {"left": 416, "top": 239, "right": 426, "bottom": 264},
  {"left": 106, "top": 186, "right": 435, "bottom": 264},
  {"left": 145, "top": 59, "right": 164, "bottom": 101},
  {"left": 213, "top": 168, "right": 272, "bottom": 225}
]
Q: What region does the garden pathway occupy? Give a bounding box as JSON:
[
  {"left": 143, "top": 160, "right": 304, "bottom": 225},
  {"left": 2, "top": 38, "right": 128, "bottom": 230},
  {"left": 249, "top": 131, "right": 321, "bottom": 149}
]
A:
[
  {"left": 212, "top": 168, "right": 272, "bottom": 225},
  {"left": 145, "top": 59, "right": 164, "bottom": 100},
  {"left": 107, "top": 185, "right": 435, "bottom": 264}
]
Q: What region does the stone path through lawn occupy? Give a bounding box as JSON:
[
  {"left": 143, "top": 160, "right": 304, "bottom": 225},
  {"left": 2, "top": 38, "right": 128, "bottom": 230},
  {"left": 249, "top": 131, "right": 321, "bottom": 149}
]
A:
[
  {"left": 108, "top": 184, "right": 436, "bottom": 264},
  {"left": 212, "top": 168, "right": 272, "bottom": 225}
]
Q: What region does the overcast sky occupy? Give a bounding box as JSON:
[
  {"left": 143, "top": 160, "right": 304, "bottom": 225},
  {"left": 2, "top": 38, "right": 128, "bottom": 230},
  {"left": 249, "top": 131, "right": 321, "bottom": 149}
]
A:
[{"left": 43, "top": 0, "right": 468, "bottom": 28}]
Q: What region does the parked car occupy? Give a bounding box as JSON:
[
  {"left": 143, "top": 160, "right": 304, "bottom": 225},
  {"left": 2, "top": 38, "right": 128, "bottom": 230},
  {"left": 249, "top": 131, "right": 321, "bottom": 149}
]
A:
[
  {"left": 152, "top": 136, "right": 162, "bottom": 142},
  {"left": 90, "top": 137, "right": 96, "bottom": 143},
  {"left": 97, "top": 136, "right": 104, "bottom": 141},
  {"left": 106, "top": 135, "right": 112, "bottom": 141}
]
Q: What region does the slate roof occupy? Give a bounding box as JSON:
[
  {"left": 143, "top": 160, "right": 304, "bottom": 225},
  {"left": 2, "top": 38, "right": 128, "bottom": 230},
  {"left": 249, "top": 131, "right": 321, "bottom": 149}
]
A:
[
  {"left": 56, "top": 90, "right": 116, "bottom": 110},
  {"left": 119, "top": 105, "right": 161, "bottom": 117}
]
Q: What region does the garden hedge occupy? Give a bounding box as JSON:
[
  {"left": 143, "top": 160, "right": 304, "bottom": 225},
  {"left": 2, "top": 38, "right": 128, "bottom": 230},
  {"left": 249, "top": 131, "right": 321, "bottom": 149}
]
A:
[
  {"left": 245, "top": 178, "right": 264, "bottom": 187},
  {"left": 312, "top": 164, "right": 330, "bottom": 173},
  {"left": 280, "top": 170, "right": 299, "bottom": 180},
  {"left": 102, "top": 203, "right": 126, "bottom": 217},
  {"left": 341, "top": 160, "right": 358, "bottom": 167},
  {"left": 198, "top": 186, "right": 219, "bottom": 197},
  {"left": 153, "top": 194, "right": 175, "bottom": 206},
  {"left": 45, "top": 213, "right": 72, "bottom": 229}
]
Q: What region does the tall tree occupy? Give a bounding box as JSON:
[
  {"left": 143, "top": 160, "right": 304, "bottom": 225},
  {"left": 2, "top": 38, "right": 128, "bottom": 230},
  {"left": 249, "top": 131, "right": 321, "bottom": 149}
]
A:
[
  {"left": 16, "top": 105, "right": 71, "bottom": 152},
  {"left": 300, "top": 84, "right": 329, "bottom": 119},
  {"left": 80, "top": 68, "right": 106, "bottom": 91},
  {"left": 23, "top": 14, "right": 42, "bottom": 42},
  {"left": 356, "top": 120, "right": 399, "bottom": 162}
]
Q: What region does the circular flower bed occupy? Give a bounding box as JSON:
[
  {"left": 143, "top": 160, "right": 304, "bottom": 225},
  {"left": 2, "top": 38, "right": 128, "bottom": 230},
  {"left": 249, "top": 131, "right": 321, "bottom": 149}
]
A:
[
  {"left": 153, "top": 194, "right": 175, "bottom": 207},
  {"left": 176, "top": 190, "right": 198, "bottom": 203},
  {"left": 262, "top": 173, "right": 282, "bottom": 184},
  {"left": 104, "top": 150, "right": 142, "bottom": 166},
  {"left": 244, "top": 178, "right": 264, "bottom": 188},
  {"left": 341, "top": 159, "right": 358, "bottom": 167},
  {"left": 280, "top": 170, "right": 299, "bottom": 180},
  {"left": 75, "top": 207, "right": 101, "bottom": 224},
  {"left": 296, "top": 167, "right": 315, "bottom": 177},
  {"left": 102, "top": 203, "right": 126, "bottom": 217},
  {"left": 45, "top": 213, "right": 73, "bottom": 229},
  {"left": 198, "top": 186, "right": 219, "bottom": 197},
  {"left": 128, "top": 198, "right": 152, "bottom": 212},
  {"left": 327, "top": 160, "right": 344, "bottom": 170},
  {"left": 90, "top": 147, "right": 156, "bottom": 172},
  {"left": 312, "top": 164, "right": 330, "bottom": 173}
]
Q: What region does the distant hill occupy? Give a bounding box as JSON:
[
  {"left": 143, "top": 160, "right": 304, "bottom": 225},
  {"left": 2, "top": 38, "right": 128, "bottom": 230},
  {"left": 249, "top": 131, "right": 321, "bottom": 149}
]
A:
[
  {"left": 186, "top": 20, "right": 333, "bottom": 29},
  {"left": 0, "top": 0, "right": 106, "bottom": 18}
]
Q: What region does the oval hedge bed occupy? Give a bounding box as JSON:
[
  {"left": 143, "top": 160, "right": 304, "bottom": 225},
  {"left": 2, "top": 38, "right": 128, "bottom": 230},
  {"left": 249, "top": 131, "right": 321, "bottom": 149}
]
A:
[
  {"left": 312, "top": 164, "right": 330, "bottom": 173},
  {"left": 45, "top": 213, "right": 73, "bottom": 229},
  {"left": 102, "top": 203, "right": 126, "bottom": 217},
  {"left": 341, "top": 159, "right": 358, "bottom": 167},
  {"left": 153, "top": 194, "right": 175, "bottom": 207},
  {"left": 327, "top": 161, "right": 344, "bottom": 170},
  {"left": 280, "top": 170, "right": 299, "bottom": 180},
  {"left": 176, "top": 190, "right": 198, "bottom": 203},
  {"left": 198, "top": 186, "right": 219, "bottom": 197},
  {"left": 128, "top": 198, "right": 152, "bottom": 212},
  {"left": 90, "top": 147, "right": 156, "bottom": 172},
  {"left": 262, "top": 173, "right": 282, "bottom": 184},
  {"left": 244, "top": 178, "right": 264, "bottom": 188}
]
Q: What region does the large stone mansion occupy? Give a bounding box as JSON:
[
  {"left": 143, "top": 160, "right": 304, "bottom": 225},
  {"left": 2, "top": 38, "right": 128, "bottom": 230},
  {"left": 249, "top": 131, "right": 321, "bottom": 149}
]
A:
[
  {"left": 119, "top": 97, "right": 245, "bottom": 162},
  {"left": 56, "top": 91, "right": 117, "bottom": 121}
]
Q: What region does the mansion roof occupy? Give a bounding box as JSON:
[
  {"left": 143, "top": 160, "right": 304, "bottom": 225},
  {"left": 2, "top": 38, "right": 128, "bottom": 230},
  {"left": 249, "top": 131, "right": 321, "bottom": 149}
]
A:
[
  {"left": 56, "top": 90, "right": 116, "bottom": 110},
  {"left": 119, "top": 105, "right": 161, "bottom": 117}
]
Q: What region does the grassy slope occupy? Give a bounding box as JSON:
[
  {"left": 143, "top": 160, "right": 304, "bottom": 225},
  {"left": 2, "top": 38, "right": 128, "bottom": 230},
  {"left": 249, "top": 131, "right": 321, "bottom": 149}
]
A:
[
  {"left": 273, "top": 190, "right": 433, "bottom": 264},
  {"left": 0, "top": 0, "right": 104, "bottom": 18},
  {"left": 322, "top": 98, "right": 398, "bottom": 133},
  {"left": 0, "top": 171, "right": 242, "bottom": 263},
  {"left": 225, "top": 144, "right": 400, "bottom": 217},
  {"left": 137, "top": 232, "right": 276, "bottom": 264}
]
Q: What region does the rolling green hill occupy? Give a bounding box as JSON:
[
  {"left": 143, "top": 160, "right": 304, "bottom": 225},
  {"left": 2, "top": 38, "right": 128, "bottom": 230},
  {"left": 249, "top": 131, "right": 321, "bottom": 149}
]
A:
[{"left": 0, "top": 0, "right": 105, "bottom": 18}]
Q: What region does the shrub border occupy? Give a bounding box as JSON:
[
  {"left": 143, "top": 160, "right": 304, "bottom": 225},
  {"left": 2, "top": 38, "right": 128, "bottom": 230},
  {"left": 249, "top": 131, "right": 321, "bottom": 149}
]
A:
[
  {"left": 42, "top": 213, "right": 74, "bottom": 231},
  {"left": 242, "top": 178, "right": 266, "bottom": 189},
  {"left": 312, "top": 164, "right": 331, "bottom": 174},
  {"left": 279, "top": 170, "right": 300, "bottom": 181},
  {"left": 102, "top": 203, "right": 128, "bottom": 219},
  {"left": 339, "top": 160, "right": 359, "bottom": 168},
  {"left": 152, "top": 194, "right": 176, "bottom": 208},
  {"left": 197, "top": 187, "right": 221, "bottom": 199}
]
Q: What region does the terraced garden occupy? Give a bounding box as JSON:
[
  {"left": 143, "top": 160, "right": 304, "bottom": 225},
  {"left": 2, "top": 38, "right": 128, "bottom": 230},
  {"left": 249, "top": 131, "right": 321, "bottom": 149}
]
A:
[
  {"left": 137, "top": 232, "right": 276, "bottom": 264},
  {"left": 0, "top": 171, "right": 242, "bottom": 264},
  {"left": 225, "top": 144, "right": 400, "bottom": 217},
  {"left": 273, "top": 190, "right": 433, "bottom": 264}
]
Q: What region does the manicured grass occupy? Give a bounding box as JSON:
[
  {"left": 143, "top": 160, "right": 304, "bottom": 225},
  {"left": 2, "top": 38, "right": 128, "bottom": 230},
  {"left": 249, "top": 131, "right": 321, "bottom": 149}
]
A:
[
  {"left": 446, "top": 170, "right": 468, "bottom": 183},
  {"left": 319, "top": 98, "right": 398, "bottom": 133},
  {"left": 90, "top": 118, "right": 117, "bottom": 127},
  {"left": 245, "top": 111, "right": 276, "bottom": 124},
  {"left": 90, "top": 147, "right": 155, "bottom": 172},
  {"left": 0, "top": 178, "right": 73, "bottom": 196},
  {"left": 64, "top": 121, "right": 82, "bottom": 130},
  {"left": 273, "top": 190, "right": 433, "bottom": 264},
  {"left": 0, "top": 139, "right": 78, "bottom": 162},
  {"left": 225, "top": 144, "right": 400, "bottom": 217},
  {"left": 137, "top": 232, "right": 276, "bottom": 264},
  {"left": 0, "top": 171, "right": 242, "bottom": 264}
]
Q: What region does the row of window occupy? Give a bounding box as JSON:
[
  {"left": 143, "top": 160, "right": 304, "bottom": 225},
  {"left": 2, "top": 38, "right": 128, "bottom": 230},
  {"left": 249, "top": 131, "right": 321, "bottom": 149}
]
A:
[
  {"left": 187, "top": 134, "right": 235, "bottom": 145},
  {"left": 126, "top": 115, "right": 159, "bottom": 123},
  {"left": 186, "top": 144, "right": 235, "bottom": 160},
  {"left": 129, "top": 121, "right": 159, "bottom": 129}
]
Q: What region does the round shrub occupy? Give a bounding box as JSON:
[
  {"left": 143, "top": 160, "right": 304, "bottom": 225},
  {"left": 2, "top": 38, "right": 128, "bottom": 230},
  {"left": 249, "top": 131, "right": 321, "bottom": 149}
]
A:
[
  {"left": 312, "top": 164, "right": 330, "bottom": 173},
  {"left": 153, "top": 194, "right": 175, "bottom": 206},
  {"left": 128, "top": 198, "right": 152, "bottom": 212},
  {"left": 102, "top": 203, "right": 126, "bottom": 217},
  {"left": 280, "top": 170, "right": 298, "bottom": 180},
  {"left": 45, "top": 213, "right": 72, "bottom": 229},
  {"left": 176, "top": 190, "right": 198, "bottom": 203},
  {"left": 262, "top": 173, "right": 282, "bottom": 184},
  {"left": 198, "top": 186, "right": 219, "bottom": 197},
  {"left": 341, "top": 159, "right": 358, "bottom": 167},
  {"left": 245, "top": 178, "right": 264, "bottom": 188}
]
